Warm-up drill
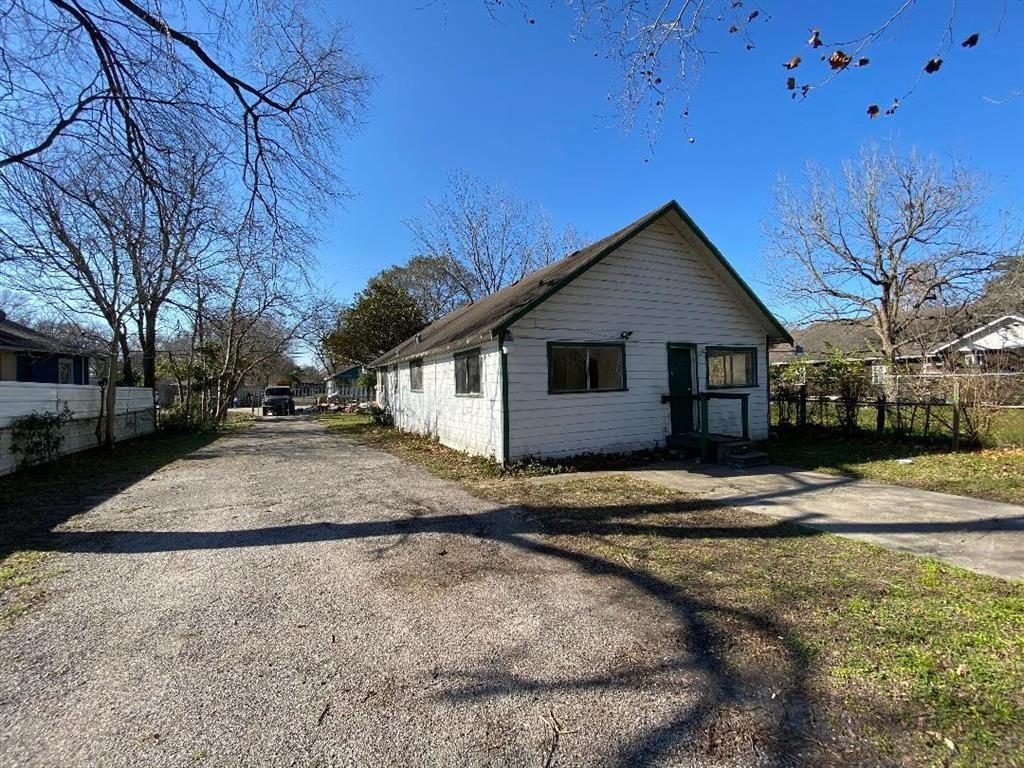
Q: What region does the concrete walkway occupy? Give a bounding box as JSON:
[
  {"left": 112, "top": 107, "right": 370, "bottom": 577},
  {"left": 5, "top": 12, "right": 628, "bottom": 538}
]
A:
[{"left": 536, "top": 462, "right": 1024, "bottom": 581}]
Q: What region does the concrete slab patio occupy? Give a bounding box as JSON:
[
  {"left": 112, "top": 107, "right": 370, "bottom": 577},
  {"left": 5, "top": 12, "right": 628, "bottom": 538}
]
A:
[{"left": 537, "top": 462, "right": 1024, "bottom": 581}]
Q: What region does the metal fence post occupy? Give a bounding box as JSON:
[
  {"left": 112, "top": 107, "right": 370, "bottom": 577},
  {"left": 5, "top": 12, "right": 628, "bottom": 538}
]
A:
[
  {"left": 876, "top": 394, "right": 886, "bottom": 436},
  {"left": 797, "top": 384, "right": 807, "bottom": 427}
]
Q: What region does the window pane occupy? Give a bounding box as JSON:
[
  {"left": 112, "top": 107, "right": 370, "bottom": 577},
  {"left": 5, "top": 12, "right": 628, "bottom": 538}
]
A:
[
  {"left": 410, "top": 360, "right": 423, "bottom": 390},
  {"left": 466, "top": 352, "right": 480, "bottom": 393},
  {"left": 455, "top": 351, "right": 481, "bottom": 394},
  {"left": 589, "top": 346, "right": 623, "bottom": 390},
  {"left": 707, "top": 349, "right": 755, "bottom": 387},
  {"left": 551, "top": 347, "right": 587, "bottom": 392},
  {"left": 707, "top": 352, "right": 728, "bottom": 386}
]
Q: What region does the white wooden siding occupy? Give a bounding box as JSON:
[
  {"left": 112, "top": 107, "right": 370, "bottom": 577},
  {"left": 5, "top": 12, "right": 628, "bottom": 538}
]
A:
[
  {"left": 0, "top": 383, "right": 155, "bottom": 475},
  {"left": 506, "top": 218, "right": 771, "bottom": 460},
  {"left": 385, "top": 343, "right": 503, "bottom": 459}
]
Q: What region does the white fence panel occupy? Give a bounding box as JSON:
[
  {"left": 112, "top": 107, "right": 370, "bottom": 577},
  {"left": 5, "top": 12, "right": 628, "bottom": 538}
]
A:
[{"left": 0, "top": 383, "right": 155, "bottom": 476}]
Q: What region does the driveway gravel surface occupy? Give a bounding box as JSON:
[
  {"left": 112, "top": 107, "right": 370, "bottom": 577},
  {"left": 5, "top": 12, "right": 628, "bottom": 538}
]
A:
[{"left": 0, "top": 419, "right": 774, "bottom": 767}]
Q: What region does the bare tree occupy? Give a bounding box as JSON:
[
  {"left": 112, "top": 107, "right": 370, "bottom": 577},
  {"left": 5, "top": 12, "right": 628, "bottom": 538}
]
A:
[
  {"left": 0, "top": 156, "right": 143, "bottom": 445},
  {"left": 298, "top": 297, "right": 348, "bottom": 375},
  {"left": 0, "top": 0, "right": 371, "bottom": 219},
  {"left": 127, "top": 146, "right": 223, "bottom": 389},
  {"left": 404, "top": 170, "right": 581, "bottom": 305},
  {"left": 766, "top": 145, "right": 1008, "bottom": 364},
  {"left": 189, "top": 217, "right": 323, "bottom": 421}
]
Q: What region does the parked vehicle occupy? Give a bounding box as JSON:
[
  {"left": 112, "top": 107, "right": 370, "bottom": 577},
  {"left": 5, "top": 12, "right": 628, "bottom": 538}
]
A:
[{"left": 262, "top": 386, "right": 295, "bottom": 416}]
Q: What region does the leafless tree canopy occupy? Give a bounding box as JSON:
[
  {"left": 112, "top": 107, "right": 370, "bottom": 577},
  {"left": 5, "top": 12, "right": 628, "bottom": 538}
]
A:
[
  {"left": 484, "top": 1, "right": 1013, "bottom": 141},
  {"left": 404, "top": 170, "right": 581, "bottom": 306},
  {"left": 0, "top": 0, "right": 371, "bottom": 218},
  {"left": 766, "top": 145, "right": 1011, "bottom": 363}
]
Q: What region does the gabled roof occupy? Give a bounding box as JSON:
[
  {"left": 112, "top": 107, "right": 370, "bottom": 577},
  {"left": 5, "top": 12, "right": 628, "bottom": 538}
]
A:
[
  {"left": 370, "top": 200, "right": 791, "bottom": 367},
  {"left": 0, "top": 314, "right": 81, "bottom": 355},
  {"left": 325, "top": 365, "right": 361, "bottom": 382},
  {"left": 930, "top": 315, "right": 1024, "bottom": 355}
]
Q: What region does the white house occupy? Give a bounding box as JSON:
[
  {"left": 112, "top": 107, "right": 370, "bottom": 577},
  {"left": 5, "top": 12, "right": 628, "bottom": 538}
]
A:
[
  {"left": 370, "top": 201, "right": 792, "bottom": 463},
  {"left": 928, "top": 315, "right": 1024, "bottom": 370}
]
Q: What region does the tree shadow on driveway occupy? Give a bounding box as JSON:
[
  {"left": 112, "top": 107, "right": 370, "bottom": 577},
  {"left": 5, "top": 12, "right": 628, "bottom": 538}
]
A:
[
  {"left": 30, "top": 486, "right": 953, "bottom": 766},
  {"left": 0, "top": 431, "right": 221, "bottom": 562}
]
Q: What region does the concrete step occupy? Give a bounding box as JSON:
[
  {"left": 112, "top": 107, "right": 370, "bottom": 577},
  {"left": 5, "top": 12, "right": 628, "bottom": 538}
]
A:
[{"left": 724, "top": 449, "right": 770, "bottom": 468}]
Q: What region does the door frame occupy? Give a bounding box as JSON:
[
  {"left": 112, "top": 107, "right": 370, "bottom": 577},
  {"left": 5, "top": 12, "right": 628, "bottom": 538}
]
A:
[{"left": 666, "top": 342, "right": 700, "bottom": 434}]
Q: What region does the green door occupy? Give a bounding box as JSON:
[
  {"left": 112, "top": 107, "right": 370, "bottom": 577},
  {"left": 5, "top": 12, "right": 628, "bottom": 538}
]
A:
[{"left": 668, "top": 346, "right": 694, "bottom": 434}]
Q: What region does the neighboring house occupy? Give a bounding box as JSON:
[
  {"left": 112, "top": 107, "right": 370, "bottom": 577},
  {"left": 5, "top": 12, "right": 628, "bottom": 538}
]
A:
[
  {"left": 370, "top": 200, "right": 791, "bottom": 463},
  {"left": 770, "top": 313, "right": 1024, "bottom": 376},
  {"left": 928, "top": 315, "right": 1024, "bottom": 371},
  {"left": 0, "top": 311, "right": 90, "bottom": 385},
  {"left": 325, "top": 365, "right": 372, "bottom": 399}
]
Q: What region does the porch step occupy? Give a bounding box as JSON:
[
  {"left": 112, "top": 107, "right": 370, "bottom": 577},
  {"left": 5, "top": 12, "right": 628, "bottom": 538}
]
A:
[
  {"left": 665, "top": 432, "right": 767, "bottom": 466},
  {"left": 724, "top": 449, "right": 770, "bottom": 468}
]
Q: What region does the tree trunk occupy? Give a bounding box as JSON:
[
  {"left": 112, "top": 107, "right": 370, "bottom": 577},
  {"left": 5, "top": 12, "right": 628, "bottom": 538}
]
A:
[
  {"left": 141, "top": 310, "right": 158, "bottom": 390},
  {"left": 118, "top": 326, "right": 134, "bottom": 385},
  {"left": 100, "top": 336, "right": 119, "bottom": 448}
]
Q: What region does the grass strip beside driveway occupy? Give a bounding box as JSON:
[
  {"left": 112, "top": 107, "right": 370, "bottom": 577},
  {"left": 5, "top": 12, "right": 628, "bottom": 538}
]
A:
[
  {"left": 765, "top": 430, "right": 1024, "bottom": 505},
  {"left": 319, "top": 413, "right": 1024, "bottom": 768}
]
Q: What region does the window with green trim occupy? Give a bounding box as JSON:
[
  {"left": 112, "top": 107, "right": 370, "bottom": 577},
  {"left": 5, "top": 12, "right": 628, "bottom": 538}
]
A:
[
  {"left": 548, "top": 343, "right": 625, "bottom": 393},
  {"left": 706, "top": 347, "right": 757, "bottom": 388},
  {"left": 409, "top": 359, "right": 423, "bottom": 391},
  {"left": 454, "top": 349, "right": 481, "bottom": 394}
]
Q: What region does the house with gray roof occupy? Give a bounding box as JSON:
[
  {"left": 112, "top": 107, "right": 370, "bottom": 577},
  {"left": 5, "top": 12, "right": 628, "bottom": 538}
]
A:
[
  {"left": 370, "top": 201, "right": 791, "bottom": 463},
  {"left": 0, "top": 311, "right": 91, "bottom": 385}
]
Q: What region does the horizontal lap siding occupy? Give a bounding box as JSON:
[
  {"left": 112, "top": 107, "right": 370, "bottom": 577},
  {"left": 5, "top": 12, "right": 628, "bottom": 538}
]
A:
[
  {"left": 386, "top": 344, "right": 502, "bottom": 459},
  {"left": 507, "top": 219, "right": 769, "bottom": 460},
  {"left": 0, "top": 384, "right": 155, "bottom": 475}
]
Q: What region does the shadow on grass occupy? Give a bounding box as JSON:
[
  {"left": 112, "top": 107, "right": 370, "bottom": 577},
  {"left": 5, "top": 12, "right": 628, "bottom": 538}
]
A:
[{"left": 0, "top": 430, "right": 222, "bottom": 562}]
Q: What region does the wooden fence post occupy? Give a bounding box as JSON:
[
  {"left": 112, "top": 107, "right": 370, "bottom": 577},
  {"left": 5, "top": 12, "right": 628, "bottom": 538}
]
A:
[
  {"left": 876, "top": 394, "right": 886, "bottom": 436},
  {"left": 797, "top": 384, "right": 807, "bottom": 427},
  {"left": 951, "top": 379, "right": 960, "bottom": 451}
]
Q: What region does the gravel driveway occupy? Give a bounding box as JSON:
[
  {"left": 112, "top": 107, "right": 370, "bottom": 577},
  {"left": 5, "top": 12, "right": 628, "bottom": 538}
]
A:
[{"left": 1, "top": 419, "right": 764, "bottom": 767}]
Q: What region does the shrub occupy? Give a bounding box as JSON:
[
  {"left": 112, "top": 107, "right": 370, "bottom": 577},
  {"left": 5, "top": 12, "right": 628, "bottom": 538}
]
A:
[
  {"left": 368, "top": 403, "right": 393, "bottom": 426},
  {"left": 10, "top": 404, "right": 73, "bottom": 467}
]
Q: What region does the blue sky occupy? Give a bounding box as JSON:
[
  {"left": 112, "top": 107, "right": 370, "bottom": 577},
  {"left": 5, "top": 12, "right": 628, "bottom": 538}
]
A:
[{"left": 320, "top": 1, "right": 1024, "bottom": 321}]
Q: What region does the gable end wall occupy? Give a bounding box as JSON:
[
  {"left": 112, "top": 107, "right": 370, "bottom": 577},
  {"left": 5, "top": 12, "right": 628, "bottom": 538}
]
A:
[{"left": 506, "top": 218, "right": 770, "bottom": 460}]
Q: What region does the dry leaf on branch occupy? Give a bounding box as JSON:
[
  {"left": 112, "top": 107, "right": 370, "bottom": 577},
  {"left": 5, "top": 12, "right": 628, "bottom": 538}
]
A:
[
  {"left": 808, "top": 29, "right": 823, "bottom": 48},
  {"left": 867, "top": 104, "right": 880, "bottom": 118},
  {"left": 828, "top": 50, "right": 852, "bottom": 70},
  {"left": 961, "top": 33, "right": 979, "bottom": 48},
  {"left": 924, "top": 58, "right": 943, "bottom": 74},
  {"left": 784, "top": 55, "right": 802, "bottom": 70}
]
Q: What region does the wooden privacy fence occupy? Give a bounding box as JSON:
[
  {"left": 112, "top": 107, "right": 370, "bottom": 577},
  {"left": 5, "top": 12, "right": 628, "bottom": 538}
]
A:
[{"left": 0, "top": 382, "right": 155, "bottom": 475}]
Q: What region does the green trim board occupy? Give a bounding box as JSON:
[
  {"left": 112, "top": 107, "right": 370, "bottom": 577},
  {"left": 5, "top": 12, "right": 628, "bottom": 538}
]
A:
[
  {"left": 704, "top": 346, "right": 759, "bottom": 389},
  {"left": 546, "top": 341, "right": 628, "bottom": 394},
  {"left": 498, "top": 330, "right": 510, "bottom": 464},
  {"left": 495, "top": 200, "right": 792, "bottom": 344}
]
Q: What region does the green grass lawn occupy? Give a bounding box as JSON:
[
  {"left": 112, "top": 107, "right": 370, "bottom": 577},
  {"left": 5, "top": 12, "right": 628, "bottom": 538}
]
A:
[
  {"left": 319, "top": 412, "right": 1024, "bottom": 767},
  {"left": 765, "top": 431, "right": 1024, "bottom": 505}
]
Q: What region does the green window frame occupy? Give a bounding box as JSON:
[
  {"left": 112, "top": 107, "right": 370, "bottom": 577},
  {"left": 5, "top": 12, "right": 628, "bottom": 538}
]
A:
[
  {"left": 409, "top": 358, "right": 423, "bottom": 392},
  {"left": 454, "top": 348, "right": 482, "bottom": 395},
  {"left": 705, "top": 346, "right": 757, "bottom": 389},
  {"left": 547, "top": 342, "right": 627, "bottom": 394}
]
